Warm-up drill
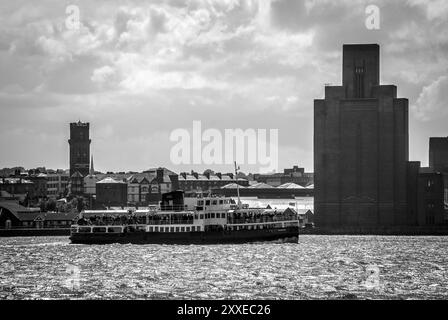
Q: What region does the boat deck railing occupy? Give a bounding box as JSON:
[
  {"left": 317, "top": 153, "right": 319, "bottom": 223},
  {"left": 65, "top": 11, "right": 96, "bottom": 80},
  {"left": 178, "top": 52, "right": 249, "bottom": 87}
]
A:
[
  {"left": 228, "top": 215, "right": 298, "bottom": 224},
  {"left": 77, "top": 218, "right": 195, "bottom": 226}
]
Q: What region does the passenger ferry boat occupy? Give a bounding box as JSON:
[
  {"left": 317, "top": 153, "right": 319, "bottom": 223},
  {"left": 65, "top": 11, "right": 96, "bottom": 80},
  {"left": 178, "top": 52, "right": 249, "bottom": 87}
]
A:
[
  {"left": 69, "top": 164, "right": 299, "bottom": 245},
  {"left": 69, "top": 191, "right": 299, "bottom": 245}
]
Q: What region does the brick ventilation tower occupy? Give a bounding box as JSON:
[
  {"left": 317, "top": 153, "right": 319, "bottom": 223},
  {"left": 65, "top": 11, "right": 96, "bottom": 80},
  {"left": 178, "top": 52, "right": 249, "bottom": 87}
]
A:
[{"left": 314, "top": 44, "right": 409, "bottom": 228}]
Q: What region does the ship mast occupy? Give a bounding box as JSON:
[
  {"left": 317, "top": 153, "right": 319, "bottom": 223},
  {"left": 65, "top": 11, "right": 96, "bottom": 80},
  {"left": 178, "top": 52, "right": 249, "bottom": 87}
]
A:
[{"left": 234, "top": 161, "right": 241, "bottom": 209}]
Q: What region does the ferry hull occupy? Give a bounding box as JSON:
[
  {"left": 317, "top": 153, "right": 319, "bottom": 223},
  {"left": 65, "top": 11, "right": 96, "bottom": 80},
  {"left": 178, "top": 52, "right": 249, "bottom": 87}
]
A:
[{"left": 69, "top": 226, "right": 299, "bottom": 245}]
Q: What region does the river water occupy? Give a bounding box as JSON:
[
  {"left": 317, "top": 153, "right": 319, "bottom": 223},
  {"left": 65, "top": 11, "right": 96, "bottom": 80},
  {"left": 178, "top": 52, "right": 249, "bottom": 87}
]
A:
[{"left": 1, "top": 235, "right": 447, "bottom": 300}]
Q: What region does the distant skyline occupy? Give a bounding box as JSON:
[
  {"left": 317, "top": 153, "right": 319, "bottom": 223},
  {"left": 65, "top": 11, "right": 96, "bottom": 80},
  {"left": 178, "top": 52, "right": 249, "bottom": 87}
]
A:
[{"left": 1, "top": 0, "right": 448, "bottom": 173}]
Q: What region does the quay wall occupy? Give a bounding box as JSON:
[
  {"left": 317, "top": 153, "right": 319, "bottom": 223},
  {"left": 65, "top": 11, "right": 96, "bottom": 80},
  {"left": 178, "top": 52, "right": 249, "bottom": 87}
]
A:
[
  {"left": 301, "top": 226, "right": 448, "bottom": 236},
  {"left": 0, "top": 228, "right": 70, "bottom": 237}
]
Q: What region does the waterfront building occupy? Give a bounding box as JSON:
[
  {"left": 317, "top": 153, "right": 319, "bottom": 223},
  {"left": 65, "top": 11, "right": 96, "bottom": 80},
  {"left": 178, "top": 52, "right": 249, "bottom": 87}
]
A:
[
  {"left": 253, "top": 166, "right": 314, "bottom": 187},
  {"left": 417, "top": 168, "right": 446, "bottom": 225},
  {"left": 127, "top": 176, "right": 151, "bottom": 205},
  {"left": 27, "top": 173, "right": 48, "bottom": 199},
  {"left": 0, "top": 178, "right": 34, "bottom": 201},
  {"left": 46, "top": 170, "right": 69, "bottom": 199},
  {"left": 96, "top": 177, "right": 127, "bottom": 208},
  {"left": 83, "top": 156, "right": 98, "bottom": 196},
  {"left": 148, "top": 168, "right": 173, "bottom": 203},
  {"left": 314, "top": 44, "right": 409, "bottom": 228},
  {"left": 127, "top": 176, "right": 140, "bottom": 204},
  {"left": 213, "top": 182, "right": 313, "bottom": 198},
  {"left": 0, "top": 201, "right": 76, "bottom": 229},
  {"left": 69, "top": 171, "right": 84, "bottom": 196},
  {"left": 177, "top": 171, "right": 245, "bottom": 192},
  {"left": 429, "top": 137, "right": 448, "bottom": 173},
  {"left": 429, "top": 137, "right": 448, "bottom": 207}
]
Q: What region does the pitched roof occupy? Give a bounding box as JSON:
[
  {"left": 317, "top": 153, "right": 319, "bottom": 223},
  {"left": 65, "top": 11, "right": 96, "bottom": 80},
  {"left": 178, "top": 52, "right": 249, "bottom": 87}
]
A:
[
  {"left": 84, "top": 174, "right": 100, "bottom": 180},
  {"left": 248, "top": 182, "right": 274, "bottom": 189},
  {"left": 0, "top": 201, "right": 40, "bottom": 214},
  {"left": 1, "top": 202, "right": 79, "bottom": 221},
  {"left": 277, "top": 183, "right": 305, "bottom": 189},
  {"left": 221, "top": 183, "right": 247, "bottom": 189},
  {"left": 127, "top": 176, "right": 140, "bottom": 184},
  {"left": 97, "top": 177, "right": 126, "bottom": 184},
  {"left": 143, "top": 167, "right": 176, "bottom": 176},
  {"left": 139, "top": 177, "right": 150, "bottom": 184},
  {"left": 0, "top": 190, "right": 13, "bottom": 198},
  {"left": 0, "top": 178, "right": 33, "bottom": 184},
  {"left": 70, "top": 171, "right": 83, "bottom": 178}
]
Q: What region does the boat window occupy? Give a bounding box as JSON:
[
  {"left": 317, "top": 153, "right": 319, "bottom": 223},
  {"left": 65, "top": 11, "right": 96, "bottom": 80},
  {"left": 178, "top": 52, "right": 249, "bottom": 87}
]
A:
[
  {"left": 221, "top": 213, "right": 226, "bottom": 218},
  {"left": 194, "top": 214, "right": 198, "bottom": 219},
  {"left": 205, "top": 200, "right": 210, "bottom": 206},
  {"left": 198, "top": 200, "right": 204, "bottom": 205},
  {"left": 211, "top": 213, "right": 215, "bottom": 218},
  {"left": 79, "top": 227, "right": 92, "bottom": 233},
  {"left": 149, "top": 227, "right": 153, "bottom": 232},
  {"left": 181, "top": 227, "right": 185, "bottom": 232},
  {"left": 170, "top": 227, "right": 174, "bottom": 232},
  {"left": 108, "top": 227, "right": 122, "bottom": 233},
  {"left": 199, "top": 214, "right": 204, "bottom": 219},
  {"left": 212, "top": 200, "right": 217, "bottom": 205},
  {"left": 219, "top": 200, "right": 223, "bottom": 204},
  {"left": 176, "top": 227, "right": 179, "bottom": 232}
]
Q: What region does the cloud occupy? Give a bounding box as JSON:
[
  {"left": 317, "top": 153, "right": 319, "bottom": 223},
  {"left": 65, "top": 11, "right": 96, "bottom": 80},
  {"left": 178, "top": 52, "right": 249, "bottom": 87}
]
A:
[
  {"left": 0, "top": 0, "right": 448, "bottom": 172},
  {"left": 91, "top": 65, "right": 116, "bottom": 84},
  {"left": 408, "top": 0, "right": 448, "bottom": 20},
  {"left": 412, "top": 75, "right": 448, "bottom": 121}
]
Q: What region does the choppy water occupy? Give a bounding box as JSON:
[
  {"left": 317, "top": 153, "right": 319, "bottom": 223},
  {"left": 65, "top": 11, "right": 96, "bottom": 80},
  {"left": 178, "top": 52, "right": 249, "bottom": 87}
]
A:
[{"left": 1, "top": 236, "right": 447, "bottom": 300}]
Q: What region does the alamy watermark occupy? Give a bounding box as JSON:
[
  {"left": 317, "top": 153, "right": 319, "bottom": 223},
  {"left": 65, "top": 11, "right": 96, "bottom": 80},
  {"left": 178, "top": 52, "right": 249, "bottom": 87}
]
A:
[
  {"left": 63, "top": 264, "right": 81, "bottom": 290},
  {"left": 363, "top": 265, "right": 380, "bottom": 290},
  {"left": 65, "top": 5, "right": 80, "bottom": 31},
  {"left": 365, "top": 4, "right": 380, "bottom": 30},
  {"left": 170, "top": 121, "right": 278, "bottom": 173}
]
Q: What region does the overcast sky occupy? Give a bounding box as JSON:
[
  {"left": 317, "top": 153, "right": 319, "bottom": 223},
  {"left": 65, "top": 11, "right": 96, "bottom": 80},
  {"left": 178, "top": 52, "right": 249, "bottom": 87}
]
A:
[{"left": 0, "top": 0, "right": 447, "bottom": 174}]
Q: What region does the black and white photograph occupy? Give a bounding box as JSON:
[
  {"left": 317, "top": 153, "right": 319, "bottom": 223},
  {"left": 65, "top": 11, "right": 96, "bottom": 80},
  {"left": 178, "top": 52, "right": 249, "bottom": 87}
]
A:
[{"left": 1, "top": 0, "right": 448, "bottom": 307}]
